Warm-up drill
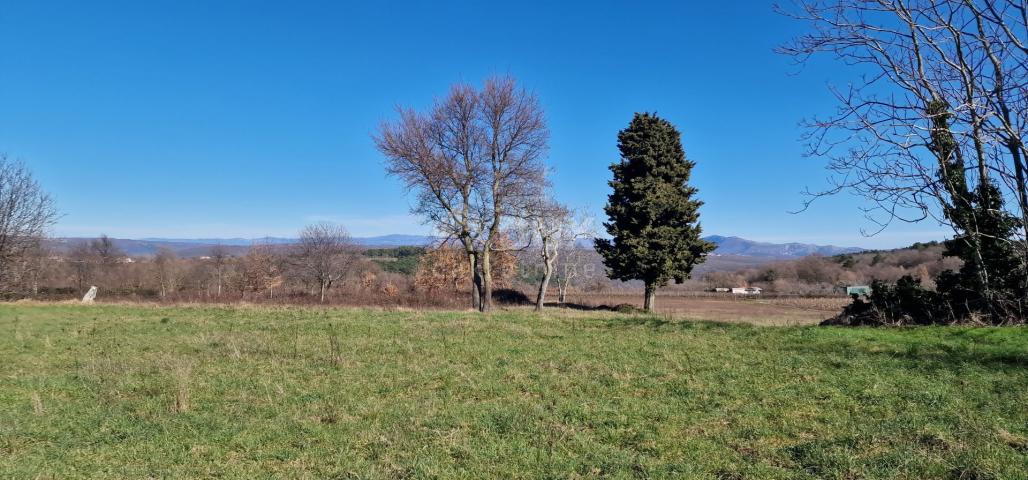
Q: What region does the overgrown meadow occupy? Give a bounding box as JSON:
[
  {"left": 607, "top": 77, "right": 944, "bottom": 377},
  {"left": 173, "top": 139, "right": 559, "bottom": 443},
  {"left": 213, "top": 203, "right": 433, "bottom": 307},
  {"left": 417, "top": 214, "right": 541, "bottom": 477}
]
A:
[{"left": 1, "top": 304, "right": 1026, "bottom": 479}]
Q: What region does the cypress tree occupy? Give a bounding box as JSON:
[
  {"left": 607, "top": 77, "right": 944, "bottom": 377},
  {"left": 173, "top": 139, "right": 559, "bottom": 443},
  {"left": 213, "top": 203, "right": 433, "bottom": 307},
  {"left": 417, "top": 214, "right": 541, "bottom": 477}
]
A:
[{"left": 595, "top": 113, "right": 715, "bottom": 311}]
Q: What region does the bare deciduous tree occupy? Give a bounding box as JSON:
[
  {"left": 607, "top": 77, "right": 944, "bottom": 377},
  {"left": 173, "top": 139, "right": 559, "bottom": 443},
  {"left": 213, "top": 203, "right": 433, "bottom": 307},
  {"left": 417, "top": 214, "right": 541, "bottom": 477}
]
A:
[
  {"left": 778, "top": 0, "right": 1028, "bottom": 299},
  {"left": 68, "top": 242, "right": 94, "bottom": 293},
  {"left": 375, "top": 75, "right": 549, "bottom": 312},
  {"left": 209, "top": 244, "right": 230, "bottom": 298},
  {"left": 153, "top": 248, "right": 178, "bottom": 298},
  {"left": 553, "top": 235, "right": 602, "bottom": 304},
  {"left": 476, "top": 78, "right": 550, "bottom": 311},
  {"left": 521, "top": 198, "right": 594, "bottom": 311},
  {"left": 91, "top": 234, "right": 122, "bottom": 265},
  {"left": 295, "top": 222, "right": 355, "bottom": 302},
  {"left": 90, "top": 234, "right": 124, "bottom": 287},
  {"left": 376, "top": 84, "right": 483, "bottom": 308},
  {"left": 0, "top": 156, "right": 58, "bottom": 294},
  {"left": 19, "top": 241, "right": 50, "bottom": 295}
]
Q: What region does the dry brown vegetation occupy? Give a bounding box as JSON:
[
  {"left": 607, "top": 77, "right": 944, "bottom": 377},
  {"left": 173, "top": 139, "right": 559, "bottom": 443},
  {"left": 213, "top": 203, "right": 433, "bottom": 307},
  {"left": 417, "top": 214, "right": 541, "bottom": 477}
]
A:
[
  {"left": 561, "top": 292, "right": 845, "bottom": 325},
  {"left": 702, "top": 242, "right": 958, "bottom": 295},
  {"left": 14, "top": 235, "right": 963, "bottom": 326},
  {"left": 21, "top": 237, "right": 856, "bottom": 325}
]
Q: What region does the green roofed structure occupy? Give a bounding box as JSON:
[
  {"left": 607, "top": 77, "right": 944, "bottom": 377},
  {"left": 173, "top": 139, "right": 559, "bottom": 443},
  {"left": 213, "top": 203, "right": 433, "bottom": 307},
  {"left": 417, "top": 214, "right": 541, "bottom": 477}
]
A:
[{"left": 845, "top": 285, "right": 872, "bottom": 296}]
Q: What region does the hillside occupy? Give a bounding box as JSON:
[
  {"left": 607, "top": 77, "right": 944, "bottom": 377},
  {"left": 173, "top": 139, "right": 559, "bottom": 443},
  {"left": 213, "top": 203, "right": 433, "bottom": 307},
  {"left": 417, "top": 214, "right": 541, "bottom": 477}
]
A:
[{"left": 703, "top": 241, "right": 960, "bottom": 294}]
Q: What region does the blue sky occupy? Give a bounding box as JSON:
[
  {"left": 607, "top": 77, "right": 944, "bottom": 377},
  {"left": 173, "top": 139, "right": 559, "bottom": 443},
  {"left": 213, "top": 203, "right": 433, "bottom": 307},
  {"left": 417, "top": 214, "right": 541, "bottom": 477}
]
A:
[{"left": 0, "top": 0, "right": 949, "bottom": 248}]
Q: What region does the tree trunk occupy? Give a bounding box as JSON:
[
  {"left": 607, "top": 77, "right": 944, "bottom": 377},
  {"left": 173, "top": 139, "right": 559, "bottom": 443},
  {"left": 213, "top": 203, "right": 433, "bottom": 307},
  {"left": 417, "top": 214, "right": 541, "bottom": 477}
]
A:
[
  {"left": 557, "top": 279, "right": 568, "bottom": 304},
  {"left": 643, "top": 283, "right": 656, "bottom": 312},
  {"left": 467, "top": 251, "right": 481, "bottom": 310},
  {"left": 320, "top": 281, "right": 327, "bottom": 303},
  {"left": 1007, "top": 142, "right": 1028, "bottom": 287},
  {"left": 535, "top": 259, "right": 554, "bottom": 312},
  {"left": 480, "top": 248, "right": 493, "bottom": 312},
  {"left": 473, "top": 272, "right": 484, "bottom": 310}
]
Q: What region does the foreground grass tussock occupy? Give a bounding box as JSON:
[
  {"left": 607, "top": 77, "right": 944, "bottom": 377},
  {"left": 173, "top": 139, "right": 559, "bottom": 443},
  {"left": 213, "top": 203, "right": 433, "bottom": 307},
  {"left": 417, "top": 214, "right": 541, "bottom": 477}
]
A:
[{"left": 0, "top": 304, "right": 1026, "bottom": 479}]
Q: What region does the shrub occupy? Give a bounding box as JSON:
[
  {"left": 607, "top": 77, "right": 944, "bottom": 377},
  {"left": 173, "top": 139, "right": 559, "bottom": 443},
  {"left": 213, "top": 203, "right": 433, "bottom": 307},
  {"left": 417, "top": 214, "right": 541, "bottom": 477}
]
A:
[{"left": 825, "top": 277, "right": 948, "bottom": 326}]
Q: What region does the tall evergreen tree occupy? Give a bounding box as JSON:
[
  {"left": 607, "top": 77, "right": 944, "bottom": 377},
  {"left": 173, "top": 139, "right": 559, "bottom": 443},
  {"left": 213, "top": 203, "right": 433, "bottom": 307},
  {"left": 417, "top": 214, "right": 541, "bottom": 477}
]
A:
[{"left": 595, "top": 113, "right": 715, "bottom": 311}]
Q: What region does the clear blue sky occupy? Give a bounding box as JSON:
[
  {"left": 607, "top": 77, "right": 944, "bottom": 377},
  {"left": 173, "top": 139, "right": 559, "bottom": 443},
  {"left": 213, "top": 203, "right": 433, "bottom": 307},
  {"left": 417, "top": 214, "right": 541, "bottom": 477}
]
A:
[{"left": 0, "top": 0, "right": 948, "bottom": 248}]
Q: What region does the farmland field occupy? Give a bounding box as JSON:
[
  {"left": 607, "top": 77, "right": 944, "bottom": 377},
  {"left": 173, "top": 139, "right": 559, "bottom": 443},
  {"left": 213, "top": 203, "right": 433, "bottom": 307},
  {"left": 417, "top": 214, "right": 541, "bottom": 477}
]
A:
[
  {"left": 1, "top": 303, "right": 1026, "bottom": 479},
  {"left": 563, "top": 293, "right": 850, "bottom": 325}
]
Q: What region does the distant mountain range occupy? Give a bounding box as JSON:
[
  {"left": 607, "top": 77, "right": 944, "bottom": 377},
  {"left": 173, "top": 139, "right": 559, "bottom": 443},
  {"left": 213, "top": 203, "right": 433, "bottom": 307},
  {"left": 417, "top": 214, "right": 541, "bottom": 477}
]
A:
[
  {"left": 139, "top": 234, "right": 435, "bottom": 248},
  {"left": 50, "top": 234, "right": 863, "bottom": 259},
  {"left": 703, "top": 235, "right": 864, "bottom": 258}
]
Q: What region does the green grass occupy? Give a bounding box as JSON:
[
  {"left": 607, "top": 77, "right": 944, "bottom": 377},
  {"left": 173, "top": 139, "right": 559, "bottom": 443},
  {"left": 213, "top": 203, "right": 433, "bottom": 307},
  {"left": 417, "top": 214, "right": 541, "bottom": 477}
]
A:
[{"left": 1, "top": 304, "right": 1026, "bottom": 479}]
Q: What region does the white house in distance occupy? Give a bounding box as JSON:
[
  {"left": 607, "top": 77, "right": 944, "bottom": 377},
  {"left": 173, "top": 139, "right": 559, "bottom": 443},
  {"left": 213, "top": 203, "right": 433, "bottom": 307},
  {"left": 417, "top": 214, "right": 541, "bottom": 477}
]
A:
[{"left": 731, "top": 287, "right": 762, "bottom": 295}]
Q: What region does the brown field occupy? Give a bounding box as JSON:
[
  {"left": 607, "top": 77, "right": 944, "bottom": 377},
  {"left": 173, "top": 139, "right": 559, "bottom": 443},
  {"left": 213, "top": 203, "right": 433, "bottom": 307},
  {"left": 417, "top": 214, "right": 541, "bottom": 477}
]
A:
[
  {"left": 18, "top": 288, "right": 850, "bottom": 326},
  {"left": 562, "top": 292, "right": 850, "bottom": 325}
]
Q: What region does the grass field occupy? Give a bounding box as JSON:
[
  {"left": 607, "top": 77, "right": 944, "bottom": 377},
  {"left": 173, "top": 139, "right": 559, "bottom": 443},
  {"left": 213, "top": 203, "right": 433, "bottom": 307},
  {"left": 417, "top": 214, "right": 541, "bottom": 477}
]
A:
[{"left": 1, "top": 304, "right": 1026, "bottom": 479}]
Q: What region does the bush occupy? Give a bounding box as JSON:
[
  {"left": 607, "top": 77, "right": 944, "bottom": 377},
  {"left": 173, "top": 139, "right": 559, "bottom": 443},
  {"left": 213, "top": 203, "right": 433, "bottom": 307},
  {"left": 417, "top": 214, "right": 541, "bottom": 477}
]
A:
[{"left": 824, "top": 277, "right": 948, "bottom": 326}]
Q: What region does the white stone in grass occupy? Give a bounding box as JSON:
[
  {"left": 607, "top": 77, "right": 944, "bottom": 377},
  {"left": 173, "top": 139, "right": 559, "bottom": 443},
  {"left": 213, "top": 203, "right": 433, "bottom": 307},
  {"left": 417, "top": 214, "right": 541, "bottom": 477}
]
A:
[{"left": 81, "top": 286, "right": 97, "bottom": 304}]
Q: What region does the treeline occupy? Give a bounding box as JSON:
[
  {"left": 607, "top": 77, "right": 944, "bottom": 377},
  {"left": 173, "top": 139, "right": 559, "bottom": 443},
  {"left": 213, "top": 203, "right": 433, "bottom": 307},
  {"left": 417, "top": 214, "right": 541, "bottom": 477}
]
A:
[
  {"left": 364, "top": 246, "right": 424, "bottom": 275},
  {"left": 702, "top": 242, "right": 961, "bottom": 295},
  {"left": 29, "top": 235, "right": 412, "bottom": 304},
  {"left": 15, "top": 232, "right": 604, "bottom": 307}
]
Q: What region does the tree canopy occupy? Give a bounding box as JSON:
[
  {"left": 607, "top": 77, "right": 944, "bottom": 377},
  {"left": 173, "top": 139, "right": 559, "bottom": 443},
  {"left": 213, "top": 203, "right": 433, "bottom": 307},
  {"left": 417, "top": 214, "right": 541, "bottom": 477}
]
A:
[{"left": 595, "top": 113, "right": 714, "bottom": 311}]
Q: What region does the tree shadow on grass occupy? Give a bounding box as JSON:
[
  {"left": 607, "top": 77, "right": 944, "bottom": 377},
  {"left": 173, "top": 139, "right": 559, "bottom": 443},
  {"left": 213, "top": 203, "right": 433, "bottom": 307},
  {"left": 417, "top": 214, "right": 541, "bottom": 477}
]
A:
[
  {"left": 782, "top": 336, "right": 1028, "bottom": 371},
  {"left": 543, "top": 301, "right": 625, "bottom": 311},
  {"left": 591, "top": 314, "right": 746, "bottom": 332}
]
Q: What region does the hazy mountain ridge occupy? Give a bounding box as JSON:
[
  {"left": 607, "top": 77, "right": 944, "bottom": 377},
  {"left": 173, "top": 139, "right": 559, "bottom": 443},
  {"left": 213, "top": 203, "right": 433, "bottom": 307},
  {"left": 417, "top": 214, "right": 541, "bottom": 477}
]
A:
[
  {"left": 139, "top": 234, "right": 436, "bottom": 247},
  {"left": 51, "top": 234, "right": 863, "bottom": 259},
  {"left": 48, "top": 235, "right": 440, "bottom": 256},
  {"left": 704, "top": 235, "right": 864, "bottom": 258}
]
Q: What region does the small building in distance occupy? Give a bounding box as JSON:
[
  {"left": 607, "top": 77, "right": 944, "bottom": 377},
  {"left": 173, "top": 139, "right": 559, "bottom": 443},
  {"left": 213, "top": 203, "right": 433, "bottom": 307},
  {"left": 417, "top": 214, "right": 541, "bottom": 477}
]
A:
[
  {"left": 731, "top": 287, "right": 762, "bottom": 295},
  {"left": 713, "top": 287, "right": 730, "bottom": 293},
  {"left": 845, "top": 285, "right": 872, "bottom": 296}
]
